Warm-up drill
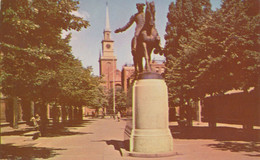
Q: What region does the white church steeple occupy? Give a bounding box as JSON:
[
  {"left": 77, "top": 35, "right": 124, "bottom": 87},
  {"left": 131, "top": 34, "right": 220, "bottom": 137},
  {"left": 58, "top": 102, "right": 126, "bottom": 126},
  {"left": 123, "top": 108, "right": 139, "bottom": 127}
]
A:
[
  {"left": 99, "top": 1, "right": 116, "bottom": 85},
  {"left": 105, "top": 2, "right": 110, "bottom": 31}
]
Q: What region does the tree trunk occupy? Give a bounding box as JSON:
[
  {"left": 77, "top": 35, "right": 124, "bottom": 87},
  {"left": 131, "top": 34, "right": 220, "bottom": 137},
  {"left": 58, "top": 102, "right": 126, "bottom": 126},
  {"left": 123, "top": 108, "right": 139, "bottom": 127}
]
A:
[
  {"left": 21, "top": 98, "right": 32, "bottom": 125},
  {"left": 208, "top": 103, "right": 216, "bottom": 128},
  {"left": 5, "top": 97, "right": 12, "bottom": 123},
  {"left": 39, "top": 102, "right": 48, "bottom": 135},
  {"left": 68, "top": 106, "right": 73, "bottom": 121},
  {"left": 78, "top": 107, "right": 83, "bottom": 120},
  {"left": 52, "top": 105, "right": 59, "bottom": 125},
  {"left": 74, "top": 107, "right": 78, "bottom": 121},
  {"left": 10, "top": 97, "right": 19, "bottom": 129},
  {"left": 61, "top": 106, "right": 68, "bottom": 123},
  {"left": 30, "top": 101, "right": 35, "bottom": 118},
  {"left": 186, "top": 104, "right": 193, "bottom": 127}
]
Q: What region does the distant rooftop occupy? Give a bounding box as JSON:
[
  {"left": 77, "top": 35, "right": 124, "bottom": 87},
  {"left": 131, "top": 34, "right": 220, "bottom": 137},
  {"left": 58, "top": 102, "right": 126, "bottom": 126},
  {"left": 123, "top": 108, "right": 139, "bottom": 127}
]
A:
[
  {"left": 151, "top": 59, "right": 165, "bottom": 64},
  {"left": 123, "top": 59, "right": 165, "bottom": 67},
  {"left": 123, "top": 63, "right": 134, "bottom": 67}
]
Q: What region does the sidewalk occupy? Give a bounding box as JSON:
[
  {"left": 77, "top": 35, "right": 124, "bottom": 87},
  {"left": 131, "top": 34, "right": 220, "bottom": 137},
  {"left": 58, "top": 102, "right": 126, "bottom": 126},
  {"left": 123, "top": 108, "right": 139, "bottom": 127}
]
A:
[
  {"left": 1, "top": 118, "right": 128, "bottom": 160},
  {"left": 1, "top": 118, "right": 259, "bottom": 160}
]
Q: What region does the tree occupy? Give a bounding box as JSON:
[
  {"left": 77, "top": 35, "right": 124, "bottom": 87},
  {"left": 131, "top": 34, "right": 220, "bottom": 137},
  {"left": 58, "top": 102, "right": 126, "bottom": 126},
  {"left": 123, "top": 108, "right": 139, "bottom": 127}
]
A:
[
  {"left": 115, "top": 88, "right": 127, "bottom": 114},
  {"left": 0, "top": 0, "right": 89, "bottom": 127},
  {"left": 164, "top": 0, "right": 211, "bottom": 122},
  {"left": 184, "top": 0, "right": 260, "bottom": 96},
  {"left": 106, "top": 87, "right": 127, "bottom": 115},
  {"left": 87, "top": 83, "right": 108, "bottom": 116},
  {"left": 0, "top": 0, "right": 89, "bottom": 97},
  {"left": 164, "top": 0, "right": 259, "bottom": 126}
]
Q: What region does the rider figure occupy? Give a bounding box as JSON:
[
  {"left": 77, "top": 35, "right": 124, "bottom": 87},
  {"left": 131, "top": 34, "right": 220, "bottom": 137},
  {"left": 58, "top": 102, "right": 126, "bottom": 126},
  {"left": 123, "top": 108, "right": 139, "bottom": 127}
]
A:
[{"left": 114, "top": 3, "right": 145, "bottom": 52}]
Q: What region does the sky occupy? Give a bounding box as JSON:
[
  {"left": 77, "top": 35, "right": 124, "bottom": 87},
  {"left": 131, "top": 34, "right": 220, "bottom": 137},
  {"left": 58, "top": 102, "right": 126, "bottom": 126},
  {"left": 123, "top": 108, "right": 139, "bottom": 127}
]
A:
[{"left": 65, "top": 0, "right": 222, "bottom": 76}]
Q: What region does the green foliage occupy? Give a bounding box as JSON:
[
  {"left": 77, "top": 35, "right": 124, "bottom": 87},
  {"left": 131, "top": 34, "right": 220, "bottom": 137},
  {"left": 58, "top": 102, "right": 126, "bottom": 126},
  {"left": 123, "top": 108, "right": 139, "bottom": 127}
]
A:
[
  {"left": 164, "top": 0, "right": 260, "bottom": 108},
  {"left": 164, "top": 0, "right": 211, "bottom": 106},
  {"left": 106, "top": 88, "right": 127, "bottom": 113},
  {"left": 186, "top": 0, "right": 260, "bottom": 94},
  {"left": 115, "top": 88, "right": 127, "bottom": 112},
  {"left": 0, "top": 0, "right": 103, "bottom": 109},
  {"left": 87, "top": 83, "right": 108, "bottom": 112}
]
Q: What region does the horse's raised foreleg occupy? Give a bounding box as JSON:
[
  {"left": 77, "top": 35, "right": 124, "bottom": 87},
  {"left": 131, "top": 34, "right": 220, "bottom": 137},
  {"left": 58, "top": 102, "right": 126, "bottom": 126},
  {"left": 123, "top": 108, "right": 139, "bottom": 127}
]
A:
[{"left": 142, "top": 42, "right": 151, "bottom": 72}]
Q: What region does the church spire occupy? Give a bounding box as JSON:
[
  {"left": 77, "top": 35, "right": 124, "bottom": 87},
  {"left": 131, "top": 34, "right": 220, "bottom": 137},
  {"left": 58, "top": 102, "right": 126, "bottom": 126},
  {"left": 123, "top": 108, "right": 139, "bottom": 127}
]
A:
[{"left": 105, "top": 2, "right": 110, "bottom": 31}]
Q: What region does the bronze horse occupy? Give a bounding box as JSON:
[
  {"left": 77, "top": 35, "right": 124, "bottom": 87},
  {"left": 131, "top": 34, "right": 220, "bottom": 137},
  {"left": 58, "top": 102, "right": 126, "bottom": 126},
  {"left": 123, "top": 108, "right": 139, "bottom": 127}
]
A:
[{"left": 132, "top": 1, "right": 162, "bottom": 74}]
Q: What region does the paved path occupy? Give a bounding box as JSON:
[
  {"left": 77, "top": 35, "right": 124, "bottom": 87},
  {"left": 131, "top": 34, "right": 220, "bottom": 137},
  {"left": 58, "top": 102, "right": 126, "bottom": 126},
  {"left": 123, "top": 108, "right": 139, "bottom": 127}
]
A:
[
  {"left": 1, "top": 118, "right": 259, "bottom": 160},
  {"left": 34, "top": 118, "right": 125, "bottom": 160}
]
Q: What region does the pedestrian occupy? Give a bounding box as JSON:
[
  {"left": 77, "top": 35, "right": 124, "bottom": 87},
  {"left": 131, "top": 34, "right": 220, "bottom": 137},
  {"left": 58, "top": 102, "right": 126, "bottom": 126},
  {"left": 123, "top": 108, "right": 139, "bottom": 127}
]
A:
[
  {"left": 30, "top": 114, "right": 41, "bottom": 139},
  {"left": 116, "top": 111, "right": 121, "bottom": 122},
  {"left": 35, "top": 114, "right": 42, "bottom": 136},
  {"left": 30, "top": 116, "right": 38, "bottom": 129}
]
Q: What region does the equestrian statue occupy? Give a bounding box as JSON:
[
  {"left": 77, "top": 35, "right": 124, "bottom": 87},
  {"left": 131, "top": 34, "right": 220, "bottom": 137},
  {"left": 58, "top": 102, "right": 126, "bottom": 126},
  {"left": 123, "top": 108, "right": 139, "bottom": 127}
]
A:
[{"left": 115, "top": 1, "right": 162, "bottom": 75}]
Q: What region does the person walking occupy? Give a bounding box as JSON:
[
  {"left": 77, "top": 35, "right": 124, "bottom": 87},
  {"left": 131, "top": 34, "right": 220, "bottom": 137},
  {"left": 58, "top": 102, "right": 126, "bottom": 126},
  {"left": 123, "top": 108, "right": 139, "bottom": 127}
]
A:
[{"left": 116, "top": 111, "right": 121, "bottom": 122}]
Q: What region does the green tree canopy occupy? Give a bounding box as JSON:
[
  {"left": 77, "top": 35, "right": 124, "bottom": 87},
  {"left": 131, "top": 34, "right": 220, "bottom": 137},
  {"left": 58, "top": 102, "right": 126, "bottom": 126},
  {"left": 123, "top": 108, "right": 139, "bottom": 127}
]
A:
[
  {"left": 183, "top": 0, "right": 260, "bottom": 95},
  {"left": 164, "top": 0, "right": 211, "bottom": 106},
  {"left": 164, "top": 0, "right": 259, "bottom": 109},
  {"left": 0, "top": 0, "right": 89, "bottom": 104}
]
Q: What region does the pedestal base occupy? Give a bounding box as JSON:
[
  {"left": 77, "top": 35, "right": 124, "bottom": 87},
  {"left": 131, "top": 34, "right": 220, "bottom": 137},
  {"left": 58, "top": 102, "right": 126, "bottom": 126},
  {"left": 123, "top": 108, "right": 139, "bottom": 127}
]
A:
[
  {"left": 132, "top": 129, "right": 173, "bottom": 153},
  {"left": 127, "top": 72, "right": 174, "bottom": 154},
  {"left": 128, "top": 151, "right": 178, "bottom": 158}
]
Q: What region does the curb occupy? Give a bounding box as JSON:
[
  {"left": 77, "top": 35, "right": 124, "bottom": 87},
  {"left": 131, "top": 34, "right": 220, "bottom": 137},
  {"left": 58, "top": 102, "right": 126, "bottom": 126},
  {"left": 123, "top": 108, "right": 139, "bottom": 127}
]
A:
[{"left": 118, "top": 140, "right": 180, "bottom": 158}]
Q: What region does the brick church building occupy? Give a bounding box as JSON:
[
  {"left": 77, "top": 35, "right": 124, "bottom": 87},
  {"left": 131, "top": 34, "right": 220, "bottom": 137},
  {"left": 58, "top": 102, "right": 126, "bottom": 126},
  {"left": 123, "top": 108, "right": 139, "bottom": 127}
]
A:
[{"left": 98, "top": 3, "right": 122, "bottom": 92}]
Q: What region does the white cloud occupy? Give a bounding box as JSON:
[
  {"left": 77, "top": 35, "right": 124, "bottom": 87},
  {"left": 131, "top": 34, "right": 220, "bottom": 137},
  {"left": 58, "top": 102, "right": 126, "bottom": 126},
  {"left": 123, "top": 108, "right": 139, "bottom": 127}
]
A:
[
  {"left": 61, "top": 30, "right": 70, "bottom": 39},
  {"left": 61, "top": 10, "right": 89, "bottom": 39},
  {"left": 71, "top": 10, "right": 90, "bottom": 19},
  {"left": 62, "top": 30, "right": 80, "bottom": 41}
]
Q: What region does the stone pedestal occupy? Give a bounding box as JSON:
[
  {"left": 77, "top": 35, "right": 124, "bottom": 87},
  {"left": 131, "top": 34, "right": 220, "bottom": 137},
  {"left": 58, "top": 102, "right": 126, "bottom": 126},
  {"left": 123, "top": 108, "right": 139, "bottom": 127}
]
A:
[{"left": 129, "top": 72, "right": 173, "bottom": 154}]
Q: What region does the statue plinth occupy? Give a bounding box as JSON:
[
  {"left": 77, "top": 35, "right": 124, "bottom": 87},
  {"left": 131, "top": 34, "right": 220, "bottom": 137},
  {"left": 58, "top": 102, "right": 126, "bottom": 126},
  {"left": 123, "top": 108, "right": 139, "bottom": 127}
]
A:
[{"left": 126, "top": 72, "right": 174, "bottom": 156}]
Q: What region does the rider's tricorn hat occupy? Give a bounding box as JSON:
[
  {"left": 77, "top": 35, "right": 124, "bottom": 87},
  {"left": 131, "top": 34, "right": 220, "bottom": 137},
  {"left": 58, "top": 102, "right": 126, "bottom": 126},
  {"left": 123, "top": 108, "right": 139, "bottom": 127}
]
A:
[{"left": 136, "top": 3, "right": 145, "bottom": 8}]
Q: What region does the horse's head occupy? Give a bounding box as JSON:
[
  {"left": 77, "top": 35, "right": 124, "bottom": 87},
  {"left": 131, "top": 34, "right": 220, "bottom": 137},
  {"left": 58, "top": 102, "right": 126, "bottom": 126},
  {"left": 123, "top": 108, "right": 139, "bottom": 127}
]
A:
[{"left": 145, "top": 1, "right": 156, "bottom": 27}]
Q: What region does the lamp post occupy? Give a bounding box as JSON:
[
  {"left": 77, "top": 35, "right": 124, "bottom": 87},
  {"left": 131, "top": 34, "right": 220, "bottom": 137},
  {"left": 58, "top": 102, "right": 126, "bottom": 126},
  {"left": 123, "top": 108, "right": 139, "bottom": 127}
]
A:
[
  {"left": 112, "top": 58, "right": 116, "bottom": 114},
  {"left": 107, "top": 62, "right": 110, "bottom": 90}
]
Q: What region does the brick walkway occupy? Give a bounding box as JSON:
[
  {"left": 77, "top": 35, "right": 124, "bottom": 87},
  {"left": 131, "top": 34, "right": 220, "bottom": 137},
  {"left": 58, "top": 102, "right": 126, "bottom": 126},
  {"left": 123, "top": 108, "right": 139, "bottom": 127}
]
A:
[{"left": 1, "top": 118, "right": 259, "bottom": 160}]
